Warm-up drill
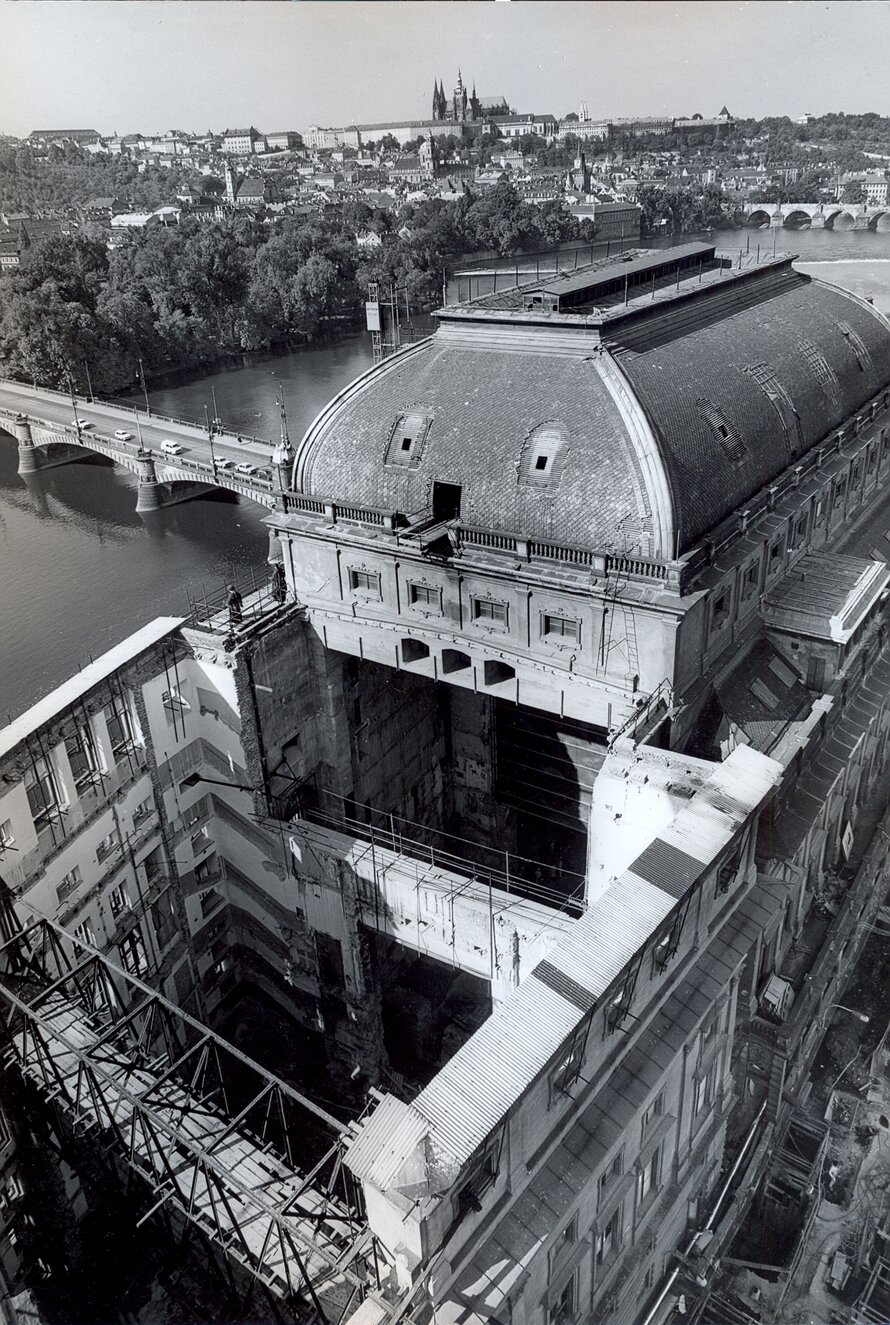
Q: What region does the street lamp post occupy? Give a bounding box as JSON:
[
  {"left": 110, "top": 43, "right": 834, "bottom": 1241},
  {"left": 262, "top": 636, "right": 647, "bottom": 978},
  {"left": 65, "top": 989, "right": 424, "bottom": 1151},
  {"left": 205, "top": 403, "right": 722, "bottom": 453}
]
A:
[
  {"left": 138, "top": 358, "right": 151, "bottom": 417},
  {"left": 824, "top": 1002, "right": 869, "bottom": 1024},
  {"left": 83, "top": 359, "right": 95, "bottom": 403},
  {"left": 68, "top": 374, "right": 81, "bottom": 437},
  {"left": 204, "top": 403, "right": 216, "bottom": 471}
]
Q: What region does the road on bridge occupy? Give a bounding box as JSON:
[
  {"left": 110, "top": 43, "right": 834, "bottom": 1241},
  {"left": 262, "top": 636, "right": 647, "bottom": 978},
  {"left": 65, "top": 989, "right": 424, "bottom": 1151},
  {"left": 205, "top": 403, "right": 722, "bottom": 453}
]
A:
[{"left": 0, "top": 378, "right": 284, "bottom": 479}]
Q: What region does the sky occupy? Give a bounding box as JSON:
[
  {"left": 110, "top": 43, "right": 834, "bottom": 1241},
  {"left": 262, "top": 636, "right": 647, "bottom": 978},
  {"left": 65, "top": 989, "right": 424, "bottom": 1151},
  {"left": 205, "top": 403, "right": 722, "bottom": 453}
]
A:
[{"left": 0, "top": 0, "right": 888, "bottom": 139}]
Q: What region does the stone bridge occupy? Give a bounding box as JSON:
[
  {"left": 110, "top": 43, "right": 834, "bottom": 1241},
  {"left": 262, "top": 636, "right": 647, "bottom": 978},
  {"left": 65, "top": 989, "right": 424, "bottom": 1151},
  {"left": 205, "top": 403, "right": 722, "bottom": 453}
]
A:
[
  {"left": 0, "top": 378, "right": 284, "bottom": 513},
  {"left": 742, "top": 201, "right": 890, "bottom": 230}
]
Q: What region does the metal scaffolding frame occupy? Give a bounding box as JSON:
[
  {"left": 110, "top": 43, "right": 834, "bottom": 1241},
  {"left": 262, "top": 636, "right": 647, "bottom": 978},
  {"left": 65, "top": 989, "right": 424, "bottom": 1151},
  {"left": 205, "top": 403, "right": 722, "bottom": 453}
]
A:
[{"left": 0, "top": 914, "right": 393, "bottom": 1324}]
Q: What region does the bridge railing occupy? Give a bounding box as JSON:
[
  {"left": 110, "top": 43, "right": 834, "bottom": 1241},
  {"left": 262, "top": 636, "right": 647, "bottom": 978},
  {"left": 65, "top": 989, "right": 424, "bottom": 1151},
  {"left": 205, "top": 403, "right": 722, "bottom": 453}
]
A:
[{"left": 0, "top": 379, "right": 276, "bottom": 449}]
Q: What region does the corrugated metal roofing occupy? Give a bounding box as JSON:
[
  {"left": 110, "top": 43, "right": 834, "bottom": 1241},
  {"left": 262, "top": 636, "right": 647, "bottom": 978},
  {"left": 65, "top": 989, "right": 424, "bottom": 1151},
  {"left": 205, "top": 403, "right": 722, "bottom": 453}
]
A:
[
  {"left": 343, "top": 1095, "right": 429, "bottom": 1189},
  {"left": 345, "top": 745, "right": 782, "bottom": 1192}
]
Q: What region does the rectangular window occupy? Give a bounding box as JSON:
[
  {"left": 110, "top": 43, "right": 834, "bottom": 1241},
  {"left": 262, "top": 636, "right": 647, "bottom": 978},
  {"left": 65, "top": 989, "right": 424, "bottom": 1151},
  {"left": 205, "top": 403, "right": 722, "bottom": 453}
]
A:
[
  {"left": 143, "top": 846, "right": 165, "bottom": 884},
  {"left": 190, "top": 825, "right": 211, "bottom": 855},
  {"left": 96, "top": 830, "right": 121, "bottom": 865},
  {"left": 742, "top": 560, "right": 760, "bottom": 599},
  {"left": 65, "top": 725, "right": 102, "bottom": 791},
  {"left": 409, "top": 583, "right": 439, "bottom": 607},
  {"left": 194, "top": 854, "right": 219, "bottom": 885},
  {"left": 73, "top": 920, "right": 96, "bottom": 947},
  {"left": 25, "top": 761, "right": 64, "bottom": 831},
  {"left": 133, "top": 798, "right": 153, "bottom": 826},
  {"left": 548, "top": 1271, "right": 578, "bottom": 1325},
  {"left": 693, "top": 1059, "right": 719, "bottom": 1116},
  {"left": 549, "top": 1021, "right": 588, "bottom": 1102},
  {"left": 596, "top": 1206, "right": 622, "bottom": 1266},
  {"left": 711, "top": 589, "right": 730, "bottom": 631},
  {"left": 105, "top": 700, "right": 136, "bottom": 756},
  {"left": 768, "top": 539, "right": 784, "bottom": 570},
  {"left": 549, "top": 1216, "right": 579, "bottom": 1276},
  {"left": 151, "top": 891, "right": 176, "bottom": 949},
  {"left": 349, "top": 569, "right": 381, "bottom": 594},
  {"left": 162, "top": 689, "right": 190, "bottom": 714},
  {"left": 109, "top": 882, "right": 131, "bottom": 917},
  {"left": 544, "top": 614, "right": 580, "bottom": 643},
  {"left": 458, "top": 1130, "right": 502, "bottom": 1212},
  {"left": 119, "top": 928, "right": 148, "bottom": 976},
  {"left": 200, "top": 887, "right": 223, "bottom": 919},
  {"left": 0, "top": 820, "right": 14, "bottom": 849},
  {"left": 57, "top": 865, "right": 83, "bottom": 903},
  {"left": 637, "top": 1145, "right": 661, "bottom": 1205},
  {"left": 472, "top": 598, "right": 508, "bottom": 625},
  {"left": 597, "top": 1152, "right": 623, "bottom": 1207},
  {"left": 641, "top": 1092, "right": 664, "bottom": 1134}
]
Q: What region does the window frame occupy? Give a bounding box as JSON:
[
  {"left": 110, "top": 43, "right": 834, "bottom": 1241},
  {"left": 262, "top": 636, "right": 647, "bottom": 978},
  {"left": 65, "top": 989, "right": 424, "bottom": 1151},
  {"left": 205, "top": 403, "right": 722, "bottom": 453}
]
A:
[
  {"left": 105, "top": 699, "right": 136, "bottom": 757},
  {"left": 458, "top": 1126, "right": 504, "bottom": 1213},
  {"left": 542, "top": 612, "right": 581, "bottom": 645},
  {"left": 549, "top": 1019, "right": 589, "bottom": 1104},
  {"left": 408, "top": 581, "right": 441, "bottom": 611},
  {"left": 348, "top": 568, "right": 382, "bottom": 597},
  {"left": 472, "top": 596, "right": 509, "bottom": 627}
]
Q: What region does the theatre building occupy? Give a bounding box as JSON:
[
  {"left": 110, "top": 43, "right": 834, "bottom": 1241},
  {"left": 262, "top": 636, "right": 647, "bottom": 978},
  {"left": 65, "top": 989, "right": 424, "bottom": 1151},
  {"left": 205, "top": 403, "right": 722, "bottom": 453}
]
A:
[{"left": 3, "top": 242, "right": 890, "bottom": 1325}]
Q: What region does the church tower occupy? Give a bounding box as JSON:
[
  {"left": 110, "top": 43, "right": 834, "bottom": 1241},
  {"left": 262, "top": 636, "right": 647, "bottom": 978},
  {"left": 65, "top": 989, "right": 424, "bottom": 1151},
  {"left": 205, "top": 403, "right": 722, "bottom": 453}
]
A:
[{"left": 224, "top": 160, "right": 237, "bottom": 206}]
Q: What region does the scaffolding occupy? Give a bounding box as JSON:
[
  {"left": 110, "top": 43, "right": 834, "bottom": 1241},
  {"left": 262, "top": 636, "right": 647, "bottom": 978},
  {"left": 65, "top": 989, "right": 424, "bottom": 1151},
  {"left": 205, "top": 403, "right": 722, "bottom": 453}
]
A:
[{"left": 0, "top": 913, "right": 394, "bottom": 1324}]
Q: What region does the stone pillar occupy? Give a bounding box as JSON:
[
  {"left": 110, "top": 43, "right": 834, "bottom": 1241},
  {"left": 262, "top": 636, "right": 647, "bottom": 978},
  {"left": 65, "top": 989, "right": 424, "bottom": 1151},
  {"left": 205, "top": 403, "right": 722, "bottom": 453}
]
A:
[
  {"left": 771, "top": 212, "right": 785, "bottom": 228},
  {"left": 134, "top": 450, "right": 161, "bottom": 513},
  {"left": 13, "top": 419, "right": 39, "bottom": 475}
]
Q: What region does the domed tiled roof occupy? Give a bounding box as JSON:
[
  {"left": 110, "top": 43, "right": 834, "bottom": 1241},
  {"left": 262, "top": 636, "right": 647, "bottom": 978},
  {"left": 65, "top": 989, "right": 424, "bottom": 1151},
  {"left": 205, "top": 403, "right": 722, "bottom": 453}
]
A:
[{"left": 294, "top": 260, "right": 890, "bottom": 558}]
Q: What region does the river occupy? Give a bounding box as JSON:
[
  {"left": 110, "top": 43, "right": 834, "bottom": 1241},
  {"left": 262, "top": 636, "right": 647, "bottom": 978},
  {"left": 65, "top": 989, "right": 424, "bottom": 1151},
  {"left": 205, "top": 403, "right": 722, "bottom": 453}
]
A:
[{"left": 2, "top": 226, "right": 890, "bottom": 721}]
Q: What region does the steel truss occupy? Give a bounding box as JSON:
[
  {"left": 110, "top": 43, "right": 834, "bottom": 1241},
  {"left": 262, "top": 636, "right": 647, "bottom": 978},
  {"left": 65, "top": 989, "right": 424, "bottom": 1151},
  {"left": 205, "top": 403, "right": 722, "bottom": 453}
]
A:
[{"left": 0, "top": 914, "right": 393, "bottom": 1324}]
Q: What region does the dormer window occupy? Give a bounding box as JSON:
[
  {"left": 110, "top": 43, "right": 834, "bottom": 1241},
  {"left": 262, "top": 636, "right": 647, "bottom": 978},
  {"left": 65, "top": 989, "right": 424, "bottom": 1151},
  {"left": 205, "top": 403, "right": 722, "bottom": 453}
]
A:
[
  {"left": 519, "top": 421, "right": 569, "bottom": 489},
  {"left": 385, "top": 412, "right": 432, "bottom": 468}
]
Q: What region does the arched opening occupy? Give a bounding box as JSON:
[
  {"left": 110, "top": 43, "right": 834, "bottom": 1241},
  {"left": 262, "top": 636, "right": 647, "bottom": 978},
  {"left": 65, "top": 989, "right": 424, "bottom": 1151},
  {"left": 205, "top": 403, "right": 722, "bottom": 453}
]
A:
[
  {"left": 783, "top": 209, "right": 812, "bottom": 230},
  {"left": 873, "top": 211, "right": 890, "bottom": 232},
  {"left": 746, "top": 209, "right": 772, "bottom": 228},
  {"left": 829, "top": 210, "right": 856, "bottom": 231}
]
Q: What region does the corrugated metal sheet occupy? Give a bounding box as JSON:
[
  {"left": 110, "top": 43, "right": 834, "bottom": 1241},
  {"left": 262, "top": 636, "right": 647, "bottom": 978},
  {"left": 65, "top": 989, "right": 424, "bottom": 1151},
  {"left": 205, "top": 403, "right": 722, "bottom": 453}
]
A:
[{"left": 344, "top": 1095, "right": 428, "bottom": 1189}]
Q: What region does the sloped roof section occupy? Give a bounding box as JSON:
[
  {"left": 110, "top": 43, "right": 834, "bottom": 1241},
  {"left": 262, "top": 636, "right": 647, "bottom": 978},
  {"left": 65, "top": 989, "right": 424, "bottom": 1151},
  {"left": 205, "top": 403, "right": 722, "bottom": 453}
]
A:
[{"left": 611, "top": 273, "right": 890, "bottom": 551}]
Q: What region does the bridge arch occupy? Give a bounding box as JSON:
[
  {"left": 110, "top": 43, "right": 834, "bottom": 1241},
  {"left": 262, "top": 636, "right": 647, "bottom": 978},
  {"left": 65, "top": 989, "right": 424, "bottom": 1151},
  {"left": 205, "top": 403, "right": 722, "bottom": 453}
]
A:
[
  {"left": 746, "top": 208, "right": 773, "bottom": 228},
  {"left": 872, "top": 210, "right": 890, "bottom": 232},
  {"left": 783, "top": 209, "right": 813, "bottom": 230},
  {"left": 825, "top": 208, "right": 857, "bottom": 230}
]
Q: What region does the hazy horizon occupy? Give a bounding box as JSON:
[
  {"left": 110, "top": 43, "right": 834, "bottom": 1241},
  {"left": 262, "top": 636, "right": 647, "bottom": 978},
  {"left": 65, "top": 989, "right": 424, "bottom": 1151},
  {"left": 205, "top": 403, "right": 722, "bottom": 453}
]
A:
[{"left": 0, "top": 0, "right": 888, "bottom": 140}]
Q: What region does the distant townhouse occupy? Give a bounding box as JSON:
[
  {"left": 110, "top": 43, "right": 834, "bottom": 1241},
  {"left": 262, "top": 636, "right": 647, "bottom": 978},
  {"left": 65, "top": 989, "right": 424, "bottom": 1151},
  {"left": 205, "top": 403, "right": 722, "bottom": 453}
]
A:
[
  {"left": 222, "top": 127, "right": 264, "bottom": 156},
  {"left": 264, "top": 131, "right": 302, "bottom": 152},
  {"left": 864, "top": 172, "right": 890, "bottom": 207}
]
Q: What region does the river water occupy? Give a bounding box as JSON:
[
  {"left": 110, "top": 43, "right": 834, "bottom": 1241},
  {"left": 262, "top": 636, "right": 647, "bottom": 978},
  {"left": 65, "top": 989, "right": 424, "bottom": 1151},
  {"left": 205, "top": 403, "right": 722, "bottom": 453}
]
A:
[{"left": 2, "top": 227, "right": 890, "bottom": 721}]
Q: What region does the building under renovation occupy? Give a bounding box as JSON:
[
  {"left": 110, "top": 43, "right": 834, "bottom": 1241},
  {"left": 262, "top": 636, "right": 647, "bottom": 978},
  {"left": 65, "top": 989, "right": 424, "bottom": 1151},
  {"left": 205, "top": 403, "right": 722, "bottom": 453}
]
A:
[{"left": 3, "top": 241, "right": 890, "bottom": 1324}]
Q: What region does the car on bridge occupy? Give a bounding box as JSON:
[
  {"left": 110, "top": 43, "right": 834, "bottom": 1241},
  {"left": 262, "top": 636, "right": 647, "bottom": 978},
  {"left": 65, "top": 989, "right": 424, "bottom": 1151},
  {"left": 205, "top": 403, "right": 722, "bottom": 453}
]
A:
[
  {"left": 114, "top": 429, "right": 133, "bottom": 441},
  {"left": 235, "top": 462, "right": 258, "bottom": 475},
  {"left": 72, "top": 419, "right": 94, "bottom": 430},
  {"left": 215, "top": 458, "right": 235, "bottom": 470},
  {"left": 161, "top": 440, "right": 184, "bottom": 455}
]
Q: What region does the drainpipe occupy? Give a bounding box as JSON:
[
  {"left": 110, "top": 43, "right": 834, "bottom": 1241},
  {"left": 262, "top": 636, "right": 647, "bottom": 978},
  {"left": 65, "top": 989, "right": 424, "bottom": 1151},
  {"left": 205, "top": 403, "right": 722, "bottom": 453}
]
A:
[{"left": 640, "top": 1098, "right": 768, "bottom": 1325}]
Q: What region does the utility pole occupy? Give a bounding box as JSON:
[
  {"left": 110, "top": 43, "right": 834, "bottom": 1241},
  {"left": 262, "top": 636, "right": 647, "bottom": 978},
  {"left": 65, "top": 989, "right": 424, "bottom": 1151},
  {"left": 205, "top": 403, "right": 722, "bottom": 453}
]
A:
[{"left": 83, "top": 359, "right": 95, "bottom": 403}]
